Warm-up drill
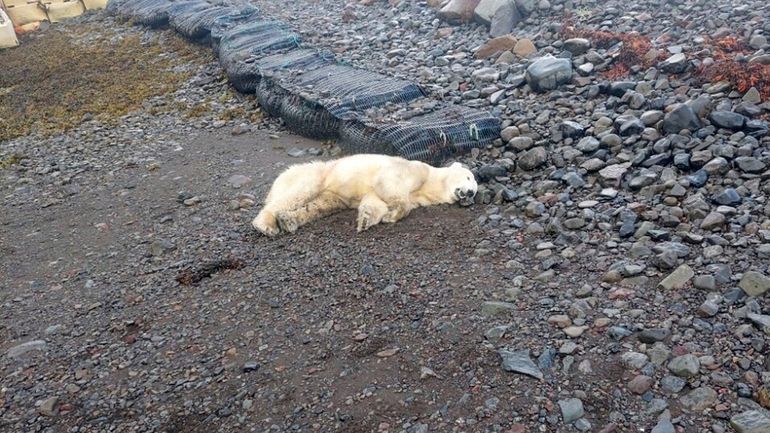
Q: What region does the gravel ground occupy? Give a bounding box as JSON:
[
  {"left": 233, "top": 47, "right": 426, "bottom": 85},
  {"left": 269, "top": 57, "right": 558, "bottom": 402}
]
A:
[{"left": 2, "top": 0, "right": 770, "bottom": 432}]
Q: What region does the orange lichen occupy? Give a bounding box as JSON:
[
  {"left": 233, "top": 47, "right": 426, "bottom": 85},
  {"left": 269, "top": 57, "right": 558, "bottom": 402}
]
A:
[
  {"left": 696, "top": 36, "right": 770, "bottom": 100},
  {"left": 561, "top": 16, "right": 661, "bottom": 79}
]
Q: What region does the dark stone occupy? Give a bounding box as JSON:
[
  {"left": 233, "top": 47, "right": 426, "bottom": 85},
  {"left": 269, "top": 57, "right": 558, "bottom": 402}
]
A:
[
  {"left": 638, "top": 328, "right": 671, "bottom": 343},
  {"left": 686, "top": 170, "right": 708, "bottom": 188},
  {"left": 662, "top": 104, "right": 702, "bottom": 134},
  {"left": 712, "top": 188, "right": 741, "bottom": 206},
  {"left": 709, "top": 111, "right": 747, "bottom": 130}
]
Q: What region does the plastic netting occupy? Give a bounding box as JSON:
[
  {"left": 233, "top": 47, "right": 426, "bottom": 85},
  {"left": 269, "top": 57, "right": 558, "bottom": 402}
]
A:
[
  {"left": 111, "top": 0, "right": 184, "bottom": 28},
  {"left": 170, "top": 3, "right": 257, "bottom": 40},
  {"left": 226, "top": 48, "right": 337, "bottom": 94},
  {"left": 209, "top": 5, "right": 261, "bottom": 51},
  {"left": 339, "top": 106, "right": 501, "bottom": 164},
  {"left": 216, "top": 21, "right": 301, "bottom": 72},
  {"left": 258, "top": 64, "right": 426, "bottom": 139}
]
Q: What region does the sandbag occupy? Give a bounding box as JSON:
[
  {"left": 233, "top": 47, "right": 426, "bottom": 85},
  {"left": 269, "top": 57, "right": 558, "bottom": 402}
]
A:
[
  {"left": 260, "top": 64, "right": 426, "bottom": 139},
  {"left": 216, "top": 21, "right": 301, "bottom": 71},
  {"left": 6, "top": 2, "right": 48, "bottom": 26},
  {"left": 0, "top": 9, "right": 19, "bottom": 49},
  {"left": 209, "top": 5, "right": 260, "bottom": 51},
  {"left": 226, "top": 48, "right": 336, "bottom": 94},
  {"left": 47, "top": 1, "right": 86, "bottom": 23},
  {"left": 339, "top": 106, "right": 502, "bottom": 164}
]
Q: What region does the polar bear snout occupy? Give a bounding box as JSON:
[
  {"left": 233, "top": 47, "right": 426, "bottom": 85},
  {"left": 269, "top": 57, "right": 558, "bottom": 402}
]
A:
[
  {"left": 454, "top": 187, "right": 476, "bottom": 200},
  {"left": 454, "top": 187, "right": 477, "bottom": 207}
]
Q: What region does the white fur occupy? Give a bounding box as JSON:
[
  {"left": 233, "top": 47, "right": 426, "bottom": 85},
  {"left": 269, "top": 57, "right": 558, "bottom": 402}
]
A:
[{"left": 252, "top": 154, "right": 477, "bottom": 236}]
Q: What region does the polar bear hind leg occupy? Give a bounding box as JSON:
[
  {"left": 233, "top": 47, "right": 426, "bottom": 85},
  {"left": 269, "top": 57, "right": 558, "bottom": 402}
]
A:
[
  {"left": 276, "top": 191, "right": 347, "bottom": 233},
  {"left": 252, "top": 162, "right": 325, "bottom": 236},
  {"left": 356, "top": 194, "right": 389, "bottom": 232}
]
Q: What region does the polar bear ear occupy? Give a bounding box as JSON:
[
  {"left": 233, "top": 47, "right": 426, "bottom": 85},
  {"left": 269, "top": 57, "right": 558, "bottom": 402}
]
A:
[{"left": 450, "top": 162, "right": 467, "bottom": 169}]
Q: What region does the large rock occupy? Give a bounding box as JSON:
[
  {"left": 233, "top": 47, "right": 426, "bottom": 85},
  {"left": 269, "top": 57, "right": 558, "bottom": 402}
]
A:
[
  {"left": 563, "top": 38, "right": 590, "bottom": 55},
  {"left": 489, "top": 0, "right": 522, "bottom": 36},
  {"left": 679, "top": 387, "right": 717, "bottom": 412},
  {"left": 709, "top": 111, "right": 747, "bottom": 130},
  {"left": 439, "top": 0, "right": 482, "bottom": 22},
  {"left": 7, "top": 340, "right": 47, "bottom": 358},
  {"left": 475, "top": 34, "right": 517, "bottom": 59},
  {"left": 499, "top": 348, "right": 543, "bottom": 380},
  {"left": 659, "top": 264, "right": 694, "bottom": 289},
  {"left": 525, "top": 55, "right": 572, "bottom": 92},
  {"left": 513, "top": 38, "right": 536, "bottom": 57},
  {"left": 474, "top": 0, "right": 511, "bottom": 24},
  {"left": 518, "top": 146, "right": 547, "bottom": 170},
  {"left": 730, "top": 411, "right": 770, "bottom": 433},
  {"left": 739, "top": 271, "right": 770, "bottom": 297},
  {"left": 662, "top": 103, "right": 702, "bottom": 133}
]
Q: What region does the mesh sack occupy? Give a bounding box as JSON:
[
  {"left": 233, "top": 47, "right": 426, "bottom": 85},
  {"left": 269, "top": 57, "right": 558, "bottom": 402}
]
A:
[
  {"left": 226, "top": 48, "right": 336, "bottom": 94},
  {"left": 255, "top": 75, "right": 291, "bottom": 117},
  {"left": 170, "top": 4, "right": 257, "bottom": 40},
  {"left": 274, "top": 64, "right": 426, "bottom": 139},
  {"left": 339, "top": 106, "right": 501, "bottom": 165},
  {"left": 216, "top": 21, "right": 301, "bottom": 71},
  {"left": 124, "top": 0, "right": 200, "bottom": 28},
  {"left": 209, "top": 5, "right": 260, "bottom": 51}
]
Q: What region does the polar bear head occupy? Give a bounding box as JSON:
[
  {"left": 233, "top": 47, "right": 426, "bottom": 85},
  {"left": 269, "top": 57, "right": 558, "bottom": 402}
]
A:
[{"left": 444, "top": 162, "right": 478, "bottom": 205}]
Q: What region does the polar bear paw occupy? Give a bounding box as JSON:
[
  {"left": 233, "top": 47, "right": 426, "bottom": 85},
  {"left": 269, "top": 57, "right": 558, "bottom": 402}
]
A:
[{"left": 276, "top": 211, "right": 299, "bottom": 234}]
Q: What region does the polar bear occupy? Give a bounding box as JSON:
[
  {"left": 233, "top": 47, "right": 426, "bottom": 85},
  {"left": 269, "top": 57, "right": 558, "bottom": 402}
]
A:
[{"left": 252, "top": 154, "right": 477, "bottom": 236}]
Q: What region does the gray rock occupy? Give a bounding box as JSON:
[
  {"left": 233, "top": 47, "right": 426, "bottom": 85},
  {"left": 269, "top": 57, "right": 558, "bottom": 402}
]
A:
[
  {"left": 563, "top": 38, "right": 590, "bottom": 55},
  {"left": 710, "top": 111, "right": 747, "bottom": 130},
  {"left": 700, "top": 212, "right": 726, "bottom": 231},
  {"left": 482, "top": 301, "right": 517, "bottom": 316},
  {"left": 668, "top": 354, "right": 700, "bottom": 377},
  {"left": 576, "top": 136, "right": 600, "bottom": 153},
  {"left": 7, "top": 340, "right": 47, "bottom": 358},
  {"left": 620, "top": 352, "right": 650, "bottom": 370},
  {"left": 509, "top": 136, "right": 534, "bottom": 150},
  {"left": 498, "top": 348, "right": 544, "bottom": 380},
  {"left": 651, "top": 419, "right": 675, "bottom": 433},
  {"left": 525, "top": 55, "right": 572, "bottom": 92},
  {"left": 679, "top": 386, "right": 717, "bottom": 412},
  {"left": 660, "top": 375, "right": 686, "bottom": 394},
  {"left": 694, "top": 275, "right": 717, "bottom": 291},
  {"left": 490, "top": 0, "right": 522, "bottom": 37},
  {"left": 660, "top": 53, "right": 687, "bottom": 73},
  {"left": 518, "top": 146, "right": 547, "bottom": 170},
  {"left": 641, "top": 110, "right": 664, "bottom": 126},
  {"left": 638, "top": 328, "right": 670, "bottom": 343},
  {"left": 658, "top": 264, "right": 694, "bottom": 289},
  {"left": 474, "top": 0, "right": 510, "bottom": 24},
  {"left": 730, "top": 410, "right": 770, "bottom": 433},
  {"left": 484, "top": 324, "right": 510, "bottom": 342},
  {"left": 747, "top": 314, "right": 770, "bottom": 335},
  {"left": 740, "top": 271, "right": 770, "bottom": 297},
  {"left": 558, "top": 398, "right": 584, "bottom": 423},
  {"left": 735, "top": 157, "right": 766, "bottom": 173},
  {"left": 712, "top": 188, "right": 741, "bottom": 206},
  {"left": 749, "top": 35, "right": 768, "bottom": 50},
  {"left": 662, "top": 104, "right": 702, "bottom": 133},
  {"left": 38, "top": 397, "right": 58, "bottom": 417},
  {"left": 227, "top": 174, "right": 252, "bottom": 188},
  {"left": 743, "top": 87, "right": 762, "bottom": 104}
]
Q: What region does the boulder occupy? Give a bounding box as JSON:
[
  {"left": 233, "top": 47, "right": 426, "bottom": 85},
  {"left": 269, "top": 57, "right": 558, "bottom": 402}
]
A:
[
  {"left": 439, "top": 0, "right": 482, "bottom": 22},
  {"left": 475, "top": 34, "right": 517, "bottom": 59},
  {"left": 525, "top": 55, "right": 572, "bottom": 92}
]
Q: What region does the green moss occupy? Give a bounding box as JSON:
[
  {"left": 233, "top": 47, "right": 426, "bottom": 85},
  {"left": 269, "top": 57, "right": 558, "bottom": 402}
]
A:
[{"left": 0, "top": 22, "right": 212, "bottom": 143}]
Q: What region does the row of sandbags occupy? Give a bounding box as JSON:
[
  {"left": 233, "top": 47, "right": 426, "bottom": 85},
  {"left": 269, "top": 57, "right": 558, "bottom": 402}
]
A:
[{"left": 106, "top": 0, "right": 501, "bottom": 164}]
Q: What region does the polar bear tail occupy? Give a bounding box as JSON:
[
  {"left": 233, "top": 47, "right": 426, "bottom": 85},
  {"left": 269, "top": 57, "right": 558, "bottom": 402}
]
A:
[{"left": 252, "top": 161, "right": 326, "bottom": 236}]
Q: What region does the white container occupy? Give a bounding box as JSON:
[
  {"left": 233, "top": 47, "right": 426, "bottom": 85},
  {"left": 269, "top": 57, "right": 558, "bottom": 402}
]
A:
[{"left": 0, "top": 9, "right": 20, "bottom": 49}]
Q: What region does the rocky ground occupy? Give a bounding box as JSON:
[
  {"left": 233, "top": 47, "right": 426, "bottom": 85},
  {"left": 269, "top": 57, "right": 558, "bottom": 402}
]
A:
[{"left": 2, "top": 0, "right": 770, "bottom": 432}]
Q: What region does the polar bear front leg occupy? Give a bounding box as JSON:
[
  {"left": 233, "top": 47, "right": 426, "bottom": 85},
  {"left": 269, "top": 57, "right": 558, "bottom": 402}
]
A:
[
  {"left": 381, "top": 199, "right": 416, "bottom": 224},
  {"left": 356, "top": 194, "right": 388, "bottom": 232},
  {"left": 276, "top": 191, "right": 346, "bottom": 233}
]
